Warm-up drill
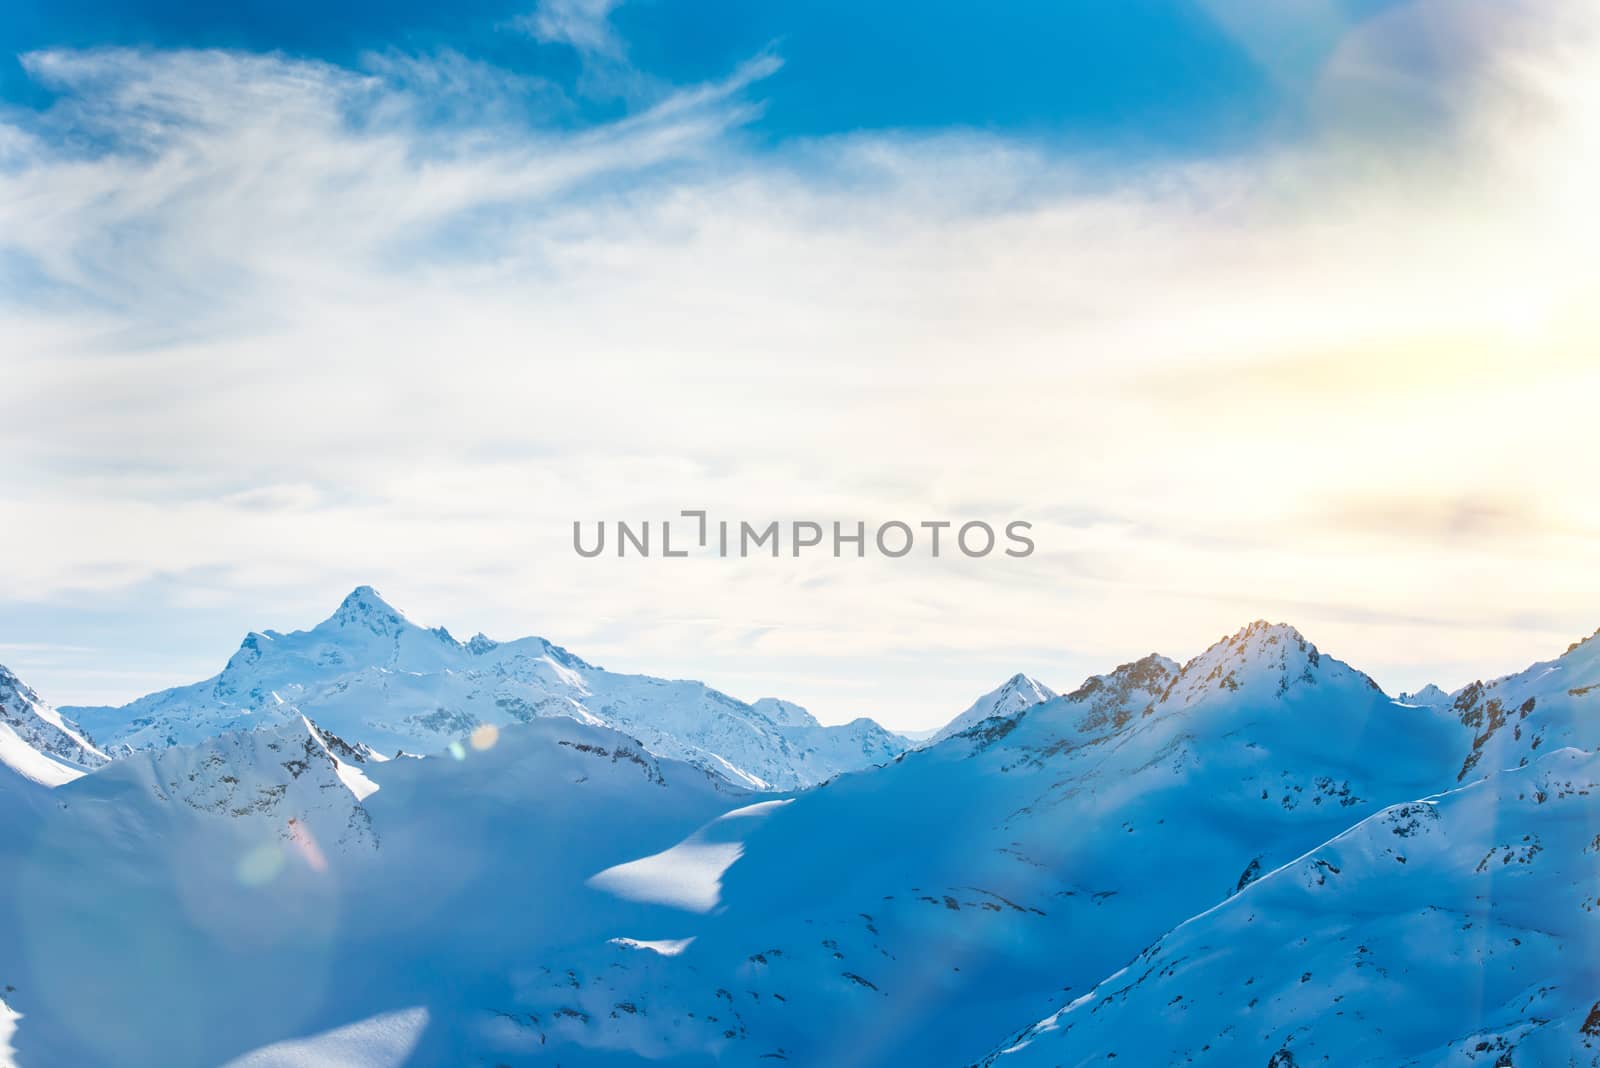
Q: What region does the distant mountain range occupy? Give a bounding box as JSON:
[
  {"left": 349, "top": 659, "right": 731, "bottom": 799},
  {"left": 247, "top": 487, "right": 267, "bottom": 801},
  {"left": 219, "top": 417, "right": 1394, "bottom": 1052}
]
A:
[
  {"left": 61, "top": 586, "right": 907, "bottom": 791},
  {"left": 3, "top": 593, "right": 1599, "bottom": 1066}
]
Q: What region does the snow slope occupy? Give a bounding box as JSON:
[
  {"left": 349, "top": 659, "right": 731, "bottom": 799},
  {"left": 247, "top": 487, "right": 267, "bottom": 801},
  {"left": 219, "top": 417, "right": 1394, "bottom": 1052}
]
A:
[
  {"left": 0, "top": 665, "right": 107, "bottom": 786},
  {"left": 0, "top": 715, "right": 751, "bottom": 1067},
  {"left": 983, "top": 745, "right": 1600, "bottom": 1067},
  {"left": 0, "top": 727, "right": 79, "bottom": 790},
  {"left": 64, "top": 587, "right": 905, "bottom": 790},
  {"left": 219, "top": 1007, "right": 429, "bottom": 1068}
]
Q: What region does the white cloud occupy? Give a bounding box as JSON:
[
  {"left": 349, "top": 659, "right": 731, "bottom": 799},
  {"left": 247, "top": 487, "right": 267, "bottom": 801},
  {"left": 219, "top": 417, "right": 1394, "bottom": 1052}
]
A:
[
  {"left": 2, "top": 1, "right": 1599, "bottom": 727},
  {"left": 512, "top": 0, "right": 626, "bottom": 57}
]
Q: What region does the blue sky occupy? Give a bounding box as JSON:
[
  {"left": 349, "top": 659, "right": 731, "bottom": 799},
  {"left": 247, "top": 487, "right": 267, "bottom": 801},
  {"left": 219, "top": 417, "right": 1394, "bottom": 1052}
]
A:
[
  {"left": 1, "top": 0, "right": 1597, "bottom": 728},
  {"left": 3, "top": 0, "right": 1398, "bottom": 145}
]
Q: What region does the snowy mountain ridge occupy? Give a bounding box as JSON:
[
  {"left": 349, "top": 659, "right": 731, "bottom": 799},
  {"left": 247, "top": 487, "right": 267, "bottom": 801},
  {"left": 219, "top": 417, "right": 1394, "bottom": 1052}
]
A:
[
  {"left": 63, "top": 586, "right": 906, "bottom": 790},
  {"left": 64, "top": 715, "right": 385, "bottom": 854},
  {"left": 1158, "top": 619, "right": 1384, "bottom": 710},
  {"left": 0, "top": 664, "right": 108, "bottom": 787}
]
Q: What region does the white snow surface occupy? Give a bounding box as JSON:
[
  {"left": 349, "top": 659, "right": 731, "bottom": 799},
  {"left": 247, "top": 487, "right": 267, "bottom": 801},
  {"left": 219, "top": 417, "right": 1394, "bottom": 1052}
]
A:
[
  {"left": 589, "top": 799, "right": 793, "bottom": 912},
  {"left": 220, "top": 1007, "right": 428, "bottom": 1068},
  {"left": 0, "top": 724, "right": 82, "bottom": 788},
  {"left": 0, "top": 997, "right": 17, "bottom": 1068},
  {"left": 608, "top": 936, "right": 695, "bottom": 956}
]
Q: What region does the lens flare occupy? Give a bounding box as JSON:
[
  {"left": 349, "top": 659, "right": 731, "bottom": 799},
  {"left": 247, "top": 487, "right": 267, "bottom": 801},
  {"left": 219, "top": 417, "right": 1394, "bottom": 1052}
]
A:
[
  {"left": 287, "top": 818, "right": 328, "bottom": 874},
  {"left": 235, "top": 843, "right": 286, "bottom": 886}
]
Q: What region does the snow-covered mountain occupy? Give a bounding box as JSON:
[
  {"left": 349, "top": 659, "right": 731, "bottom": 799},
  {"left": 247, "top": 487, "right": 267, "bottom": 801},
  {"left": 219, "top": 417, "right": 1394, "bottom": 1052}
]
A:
[
  {"left": 0, "top": 664, "right": 107, "bottom": 787},
  {"left": 77, "top": 715, "right": 384, "bottom": 853},
  {"left": 64, "top": 586, "right": 905, "bottom": 790},
  {"left": 438, "top": 622, "right": 1467, "bottom": 1066},
  {"left": 927, "top": 672, "right": 1058, "bottom": 745},
  {"left": 1447, "top": 625, "right": 1600, "bottom": 783},
  {"left": 982, "top": 744, "right": 1600, "bottom": 1067},
  {"left": 6, "top": 613, "right": 1600, "bottom": 1067},
  {"left": 0, "top": 713, "right": 748, "bottom": 1067},
  {"left": 970, "top": 624, "right": 1600, "bottom": 1068}
]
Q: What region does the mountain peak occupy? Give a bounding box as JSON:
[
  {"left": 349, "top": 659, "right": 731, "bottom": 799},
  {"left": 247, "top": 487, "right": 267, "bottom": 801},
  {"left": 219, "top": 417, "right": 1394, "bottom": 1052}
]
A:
[
  {"left": 932, "top": 672, "right": 1059, "bottom": 744},
  {"left": 1002, "top": 672, "right": 1049, "bottom": 693},
  {"left": 1163, "top": 620, "right": 1380, "bottom": 708},
  {"left": 339, "top": 584, "right": 399, "bottom": 613},
  {"left": 1399, "top": 683, "right": 1449, "bottom": 706},
  {"left": 1063, "top": 653, "right": 1180, "bottom": 706},
  {"left": 1238, "top": 619, "right": 1309, "bottom": 645},
  {"left": 324, "top": 585, "right": 410, "bottom": 635},
  {"left": 1012, "top": 653, "right": 1180, "bottom": 745},
  {"left": 1200, "top": 620, "right": 1315, "bottom": 669}
]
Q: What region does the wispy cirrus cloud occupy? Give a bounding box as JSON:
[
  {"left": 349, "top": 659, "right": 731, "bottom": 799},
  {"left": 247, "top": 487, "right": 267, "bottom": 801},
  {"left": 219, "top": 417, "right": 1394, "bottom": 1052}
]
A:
[
  {"left": 511, "top": 0, "right": 626, "bottom": 57},
  {"left": 2, "top": 0, "right": 1598, "bottom": 725}
]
